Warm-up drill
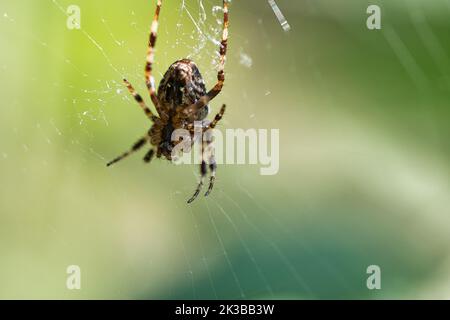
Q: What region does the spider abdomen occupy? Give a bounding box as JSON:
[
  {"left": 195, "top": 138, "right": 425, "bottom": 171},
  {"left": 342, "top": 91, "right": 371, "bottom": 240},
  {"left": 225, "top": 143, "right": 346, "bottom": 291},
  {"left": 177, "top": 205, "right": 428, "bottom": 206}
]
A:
[{"left": 157, "top": 59, "right": 209, "bottom": 120}]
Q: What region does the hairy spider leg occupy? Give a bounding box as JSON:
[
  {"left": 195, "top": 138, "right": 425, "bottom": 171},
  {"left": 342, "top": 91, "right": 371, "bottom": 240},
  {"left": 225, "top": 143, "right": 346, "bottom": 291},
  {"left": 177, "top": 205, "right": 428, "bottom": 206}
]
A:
[
  {"left": 205, "top": 151, "right": 217, "bottom": 197},
  {"left": 203, "top": 103, "right": 225, "bottom": 196},
  {"left": 206, "top": 104, "right": 226, "bottom": 131},
  {"left": 188, "top": 141, "right": 208, "bottom": 203},
  {"left": 145, "top": 0, "right": 162, "bottom": 109},
  {"left": 123, "top": 79, "right": 159, "bottom": 122},
  {"left": 184, "top": 0, "right": 229, "bottom": 117},
  {"left": 107, "top": 136, "right": 149, "bottom": 167},
  {"left": 185, "top": 104, "right": 225, "bottom": 199}
]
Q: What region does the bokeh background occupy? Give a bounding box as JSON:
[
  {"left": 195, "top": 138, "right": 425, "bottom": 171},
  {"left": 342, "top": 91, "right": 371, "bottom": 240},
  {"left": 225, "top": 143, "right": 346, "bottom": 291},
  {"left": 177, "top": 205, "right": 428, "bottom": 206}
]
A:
[{"left": 1, "top": 0, "right": 449, "bottom": 299}]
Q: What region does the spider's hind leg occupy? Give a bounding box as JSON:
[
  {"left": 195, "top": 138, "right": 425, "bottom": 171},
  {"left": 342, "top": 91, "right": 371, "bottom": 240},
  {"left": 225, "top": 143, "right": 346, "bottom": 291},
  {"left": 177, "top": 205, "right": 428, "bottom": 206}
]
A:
[
  {"left": 107, "top": 136, "right": 148, "bottom": 167},
  {"left": 187, "top": 133, "right": 219, "bottom": 202},
  {"left": 202, "top": 129, "right": 219, "bottom": 197},
  {"left": 187, "top": 160, "right": 207, "bottom": 204},
  {"left": 205, "top": 158, "right": 217, "bottom": 197}
]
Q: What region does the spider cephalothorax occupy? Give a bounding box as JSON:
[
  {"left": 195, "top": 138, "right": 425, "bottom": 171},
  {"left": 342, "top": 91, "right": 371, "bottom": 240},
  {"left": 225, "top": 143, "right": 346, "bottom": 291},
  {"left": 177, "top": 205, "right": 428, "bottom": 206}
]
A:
[{"left": 107, "top": 0, "right": 229, "bottom": 203}]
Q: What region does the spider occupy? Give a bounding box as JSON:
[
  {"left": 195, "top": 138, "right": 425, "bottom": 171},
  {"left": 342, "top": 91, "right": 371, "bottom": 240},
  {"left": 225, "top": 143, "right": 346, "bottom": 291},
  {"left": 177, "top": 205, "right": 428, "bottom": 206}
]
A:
[{"left": 107, "top": 0, "right": 229, "bottom": 203}]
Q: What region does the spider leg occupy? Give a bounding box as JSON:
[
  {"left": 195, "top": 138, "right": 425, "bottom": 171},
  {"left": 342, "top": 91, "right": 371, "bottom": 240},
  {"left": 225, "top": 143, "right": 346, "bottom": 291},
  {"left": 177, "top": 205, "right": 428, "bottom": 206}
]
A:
[
  {"left": 205, "top": 156, "right": 217, "bottom": 197},
  {"left": 188, "top": 138, "right": 208, "bottom": 204},
  {"left": 145, "top": 0, "right": 162, "bottom": 109},
  {"left": 123, "top": 79, "right": 159, "bottom": 122},
  {"left": 187, "top": 160, "right": 207, "bottom": 204},
  {"left": 207, "top": 0, "right": 229, "bottom": 100},
  {"left": 186, "top": 108, "right": 224, "bottom": 197},
  {"left": 201, "top": 129, "right": 218, "bottom": 196},
  {"left": 107, "top": 136, "right": 148, "bottom": 167},
  {"left": 184, "top": 0, "right": 229, "bottom": 116},
  {"left": 204, "top": 104, "right": 226, "bottom": 131},
  {"left": 143, "top": 149, "right": 155, "bottom": 163}
]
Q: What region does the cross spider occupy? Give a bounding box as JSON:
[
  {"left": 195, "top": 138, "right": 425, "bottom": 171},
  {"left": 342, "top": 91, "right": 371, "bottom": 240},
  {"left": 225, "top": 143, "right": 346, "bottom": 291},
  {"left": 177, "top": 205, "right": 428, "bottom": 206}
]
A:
[{"left": 107, "top": 0, "right": 229, "bottom": 203}]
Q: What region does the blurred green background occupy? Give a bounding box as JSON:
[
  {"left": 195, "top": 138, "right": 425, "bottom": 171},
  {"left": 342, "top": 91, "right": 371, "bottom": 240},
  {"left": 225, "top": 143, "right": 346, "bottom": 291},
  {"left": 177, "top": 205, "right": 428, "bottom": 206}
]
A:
[{"left": 1, "top": 0, "right": 449, "bottom": 299}]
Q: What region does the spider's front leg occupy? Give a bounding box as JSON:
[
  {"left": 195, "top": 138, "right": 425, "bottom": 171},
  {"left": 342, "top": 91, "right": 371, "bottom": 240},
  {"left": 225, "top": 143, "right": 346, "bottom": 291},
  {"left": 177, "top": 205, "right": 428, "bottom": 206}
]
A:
[
  {"left": 145, "top": 0, "right": 162, "bottom": 109},
  {"left": 184, "top": 0, "right": 229, "bottom": 117},
  {"left": 123, "top": 79, "right": 159, "bottom": 122}
]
